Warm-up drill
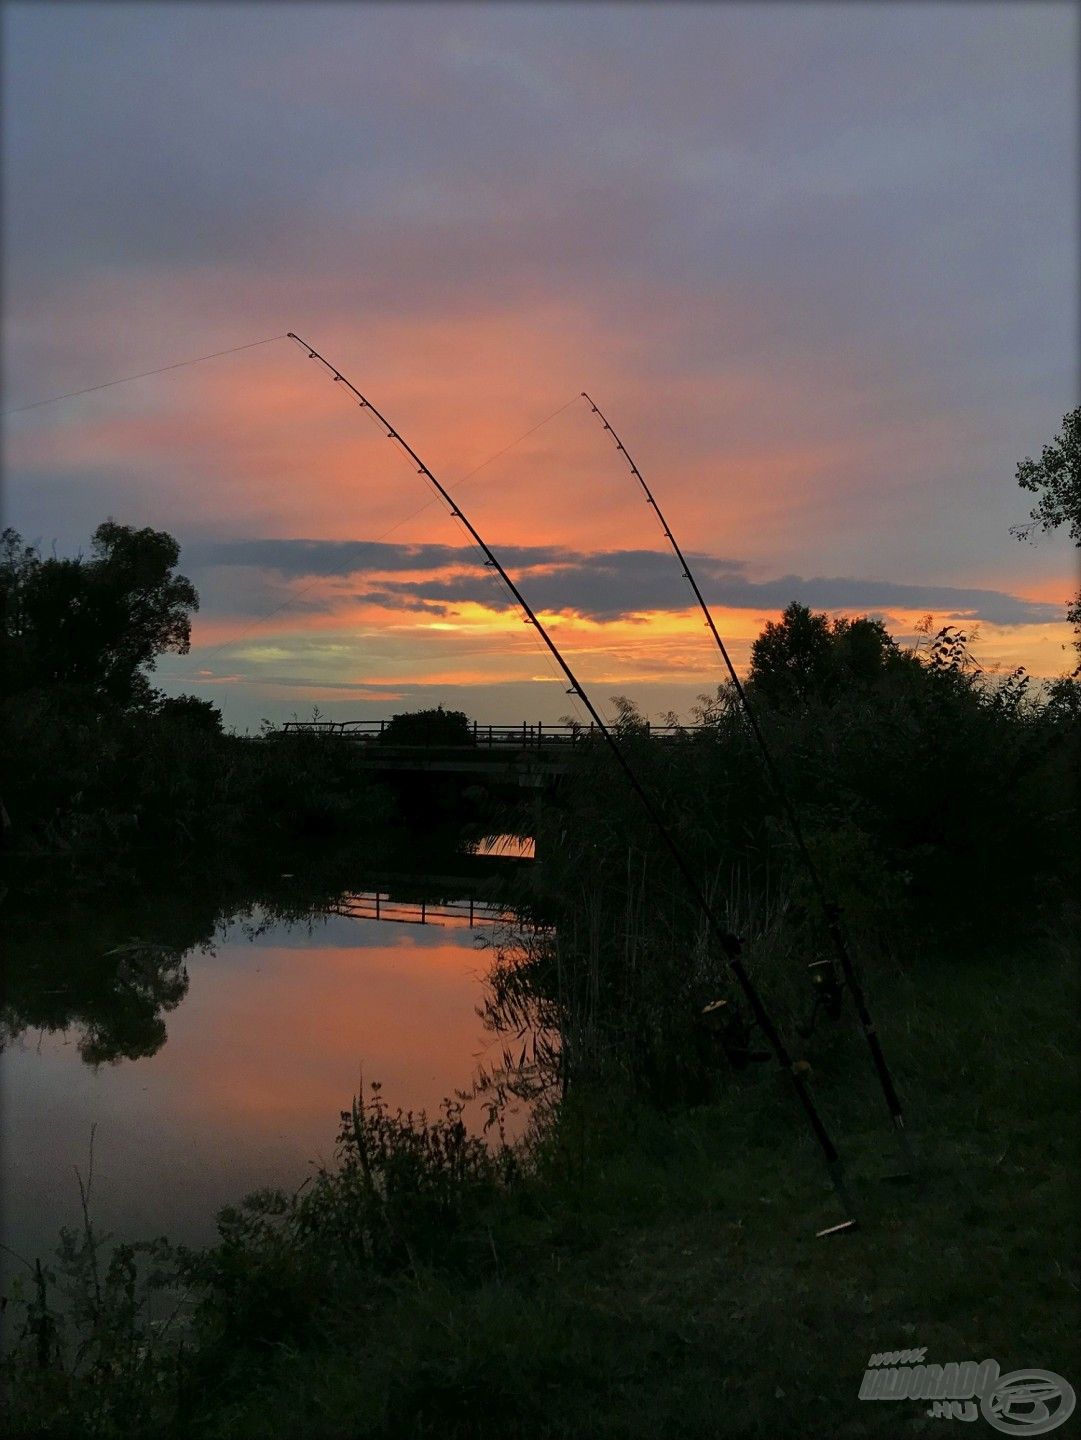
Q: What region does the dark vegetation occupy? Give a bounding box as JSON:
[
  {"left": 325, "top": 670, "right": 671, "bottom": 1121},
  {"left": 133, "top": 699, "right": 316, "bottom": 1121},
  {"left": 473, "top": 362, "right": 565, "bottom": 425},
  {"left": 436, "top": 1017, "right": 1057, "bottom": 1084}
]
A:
[
  {"left": 377, "top": 705, "right": 475, "bottom": 746},
  {"left": 0, "top": 521, "right": 396, "bottom": 855},
  {"left": 1012, "top": 402, "right": 1081, "bottom": 661},
  {"left": 486, "top": 606, "right": 1079, "bottom": 1112},
  {"left": 2, "top": 411, "right": 1079, "bottom": 1436}
]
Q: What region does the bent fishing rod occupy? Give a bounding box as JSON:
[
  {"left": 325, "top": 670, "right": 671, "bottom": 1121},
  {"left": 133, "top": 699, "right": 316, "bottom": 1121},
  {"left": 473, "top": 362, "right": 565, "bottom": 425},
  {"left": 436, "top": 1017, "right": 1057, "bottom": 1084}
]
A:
[
  {"left": 287, "top": 332, "right": 855, "bottom": 1222},
  {"left": 580, "top": 392, "right": 911, "bottom": 1166}
]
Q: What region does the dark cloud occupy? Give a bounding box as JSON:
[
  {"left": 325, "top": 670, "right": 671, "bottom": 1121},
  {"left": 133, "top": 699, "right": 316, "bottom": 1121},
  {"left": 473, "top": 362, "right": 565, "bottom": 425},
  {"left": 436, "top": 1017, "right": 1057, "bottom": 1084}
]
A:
[
  {"left": 352, "top": 592, "right": 454, "bottom": 618},
  {"left": 193, "top": 537, "right": 745, "bottom": 578},
  {"left": 195, "top": 539, "right": 469, "bottom": 576},
  {"left": 196, "top": 537, "right": 1061, "bottom": 628}
]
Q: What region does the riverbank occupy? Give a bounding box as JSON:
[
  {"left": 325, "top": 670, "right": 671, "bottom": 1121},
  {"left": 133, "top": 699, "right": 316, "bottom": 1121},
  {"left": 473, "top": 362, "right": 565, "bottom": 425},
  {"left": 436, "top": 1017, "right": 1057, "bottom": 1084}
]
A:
[{"left": 5, "top": 919, "right": 1077, "bottom": 1439}]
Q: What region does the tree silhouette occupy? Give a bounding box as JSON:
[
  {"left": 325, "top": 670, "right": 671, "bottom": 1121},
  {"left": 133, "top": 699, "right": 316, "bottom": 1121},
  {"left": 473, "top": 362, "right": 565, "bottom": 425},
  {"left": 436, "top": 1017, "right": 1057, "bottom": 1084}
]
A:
[
  {"left": 378, "top": 705, "right": 475, "bottom": 746},
  {"left": 0, "top": 520, "right": 198, "bottom": 709},
  {"left": 1012, "top": 406, "right": 1081, "bottom": 675},
  {"left": 747, "top": 601, "right": 910, "bottom": 709},
  {"left": 1012, "top": 405, "right": 1081, "bottom": 545}
]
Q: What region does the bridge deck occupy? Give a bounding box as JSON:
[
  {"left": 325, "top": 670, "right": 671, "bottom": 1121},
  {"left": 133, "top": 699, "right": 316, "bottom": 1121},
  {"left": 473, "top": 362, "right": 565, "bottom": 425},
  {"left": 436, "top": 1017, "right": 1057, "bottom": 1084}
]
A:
[
  {"left": 274, "top": 720, "right": 708, "bottom": 784},
  {"left": 279, "top": 719, "right": 704, "bottom": 748}
]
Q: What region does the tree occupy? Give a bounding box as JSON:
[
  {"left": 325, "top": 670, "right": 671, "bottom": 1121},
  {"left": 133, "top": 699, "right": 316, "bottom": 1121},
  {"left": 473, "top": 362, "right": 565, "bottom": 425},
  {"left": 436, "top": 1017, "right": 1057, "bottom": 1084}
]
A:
[
  {"left": 747, "top": 601, "right": 909, "bottom": 709},
  {"left": 378, "top": 705, "right": 475, "bottom": 746},
  {"left": 0, "top": 520, "right": 199, "bottom": 709},
  {"left": 158, "top": 694, "right": 223, "bottom": 734},
  {"left": 1012, "top": 405, "right": 1081, "bottom": 545},
  {"left": 1012, "top": 406, "right": 1081, "bottom": 675}
]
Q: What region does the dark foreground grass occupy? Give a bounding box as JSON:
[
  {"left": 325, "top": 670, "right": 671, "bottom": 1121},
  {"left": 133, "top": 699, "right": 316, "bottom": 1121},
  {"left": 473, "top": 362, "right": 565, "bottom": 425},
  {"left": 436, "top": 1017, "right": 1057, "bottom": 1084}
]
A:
[{"left": 5, "top": 932, "right": 1078, "bottom": 1439}]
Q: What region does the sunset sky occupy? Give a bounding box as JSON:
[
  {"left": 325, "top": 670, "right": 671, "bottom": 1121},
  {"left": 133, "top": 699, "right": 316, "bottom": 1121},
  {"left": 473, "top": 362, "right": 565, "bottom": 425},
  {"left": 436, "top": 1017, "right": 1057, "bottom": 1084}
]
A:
[{"left": 3, "top": 2, "right": 1077, "bottom": 731}]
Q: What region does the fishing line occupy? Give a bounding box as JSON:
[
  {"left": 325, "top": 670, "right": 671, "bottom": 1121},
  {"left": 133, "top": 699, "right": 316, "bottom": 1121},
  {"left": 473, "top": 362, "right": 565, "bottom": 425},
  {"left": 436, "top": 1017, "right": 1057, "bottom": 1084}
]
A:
[
  {"left": 440, "top": 507, "right": 592, "bottom": 730},
  {"left": 6, "top": 323, "right": 583, "bottom": 725},
  {"left": 375, "top": 392, "right": 580, "bottom": 545},
  {"left": 4, "top": 329, "right": 583, "bottom": 707},
  {"left": 287, "top": 331, "right": 854, "bottom": 1223},
  {"left": 2, "top": 335, "right": 288, "bottom": 415},
  {"left": 189, "top": 392, "right": 580, "bottom": 677},
  {"left": 580, "top": 391, "right": 911, "bottom": 1168},
  {"left": 310, "top": 364, "right": 592, "bottom": 729}
]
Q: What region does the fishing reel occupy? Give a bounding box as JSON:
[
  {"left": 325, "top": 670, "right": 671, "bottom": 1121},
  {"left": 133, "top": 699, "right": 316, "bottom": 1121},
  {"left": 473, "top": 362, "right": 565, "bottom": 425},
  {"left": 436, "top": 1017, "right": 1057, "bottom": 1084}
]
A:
[
  {"left": 796, "top": 959, "right": 845, "bottom": 1038},
  {"left": 700, "top": 998, "right": 770, "bottom": 1071}
]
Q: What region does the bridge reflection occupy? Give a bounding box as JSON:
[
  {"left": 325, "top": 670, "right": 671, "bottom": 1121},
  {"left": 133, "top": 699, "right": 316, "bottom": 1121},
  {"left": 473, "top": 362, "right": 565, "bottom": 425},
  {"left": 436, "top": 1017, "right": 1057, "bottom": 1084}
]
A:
[
  {"left": 325, "top": 891, "right": 527, "bottom": 929},
  {"left": 314, "top": 835, "right": 548, "bottom": 931}
]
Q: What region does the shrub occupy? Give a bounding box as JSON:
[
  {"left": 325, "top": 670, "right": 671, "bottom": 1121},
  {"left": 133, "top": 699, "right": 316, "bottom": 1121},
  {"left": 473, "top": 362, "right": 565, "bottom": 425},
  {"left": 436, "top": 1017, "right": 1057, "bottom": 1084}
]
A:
[{"left": 377, "top": 705, "right": 475, "bottom": 746}]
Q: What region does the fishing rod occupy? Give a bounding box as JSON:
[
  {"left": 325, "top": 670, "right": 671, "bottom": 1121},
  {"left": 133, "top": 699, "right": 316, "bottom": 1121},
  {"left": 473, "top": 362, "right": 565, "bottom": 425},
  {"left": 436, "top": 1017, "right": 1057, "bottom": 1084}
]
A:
[
  {"left": 287, "top": 332, "right": 856, "bottom": 1230},
  {"left": 580, "top": 392, "right": 912, "bottom": 1171}
]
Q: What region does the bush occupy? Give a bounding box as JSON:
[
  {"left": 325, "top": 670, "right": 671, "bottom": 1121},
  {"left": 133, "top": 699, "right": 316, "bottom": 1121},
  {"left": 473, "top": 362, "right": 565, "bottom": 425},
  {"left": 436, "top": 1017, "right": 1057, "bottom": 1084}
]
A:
[
  {"left": 514, "top": 618, "right": 1079, "bottom": 1104},
  {"left": 156, "top": 694, "right": 223, "bottom": 734},
  {"left": 182, "top": 1086, "right": 516, "bottom": 1359},
  {"left": 377, "top": 705, "right": 475, "bottom": 746}
]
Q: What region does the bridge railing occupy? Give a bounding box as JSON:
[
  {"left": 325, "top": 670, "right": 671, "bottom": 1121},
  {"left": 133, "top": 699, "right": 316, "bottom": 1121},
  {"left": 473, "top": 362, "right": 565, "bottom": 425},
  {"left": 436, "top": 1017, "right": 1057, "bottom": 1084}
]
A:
[{"left": 277, "top": 719, "right": 699, "bottom": 747}]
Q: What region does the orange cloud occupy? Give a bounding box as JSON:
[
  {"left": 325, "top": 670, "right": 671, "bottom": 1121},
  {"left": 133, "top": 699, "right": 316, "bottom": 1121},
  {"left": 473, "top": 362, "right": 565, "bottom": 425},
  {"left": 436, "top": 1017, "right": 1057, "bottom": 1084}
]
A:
[{"left": 10, "top": 266, "right": 1073, "bottom": 713}]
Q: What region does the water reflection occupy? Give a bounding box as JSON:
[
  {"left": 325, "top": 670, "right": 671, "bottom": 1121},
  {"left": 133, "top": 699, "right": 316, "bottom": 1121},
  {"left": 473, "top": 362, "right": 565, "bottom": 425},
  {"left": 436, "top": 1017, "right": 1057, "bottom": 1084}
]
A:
[
  {"left": 1, "top": 841, "right": 543, "bottom": 1274},
  {"left": 2, "top": 901, "right": 212, "bottom": 1068},
  {"left": 4, "top": 940, "right": 190, "bottom": 1067},
  {"left": 471, "top": 833, "right": 536, "bottom": 860},
  {"left": 327, "top": 891, "right": 525, "bottom": 928}
]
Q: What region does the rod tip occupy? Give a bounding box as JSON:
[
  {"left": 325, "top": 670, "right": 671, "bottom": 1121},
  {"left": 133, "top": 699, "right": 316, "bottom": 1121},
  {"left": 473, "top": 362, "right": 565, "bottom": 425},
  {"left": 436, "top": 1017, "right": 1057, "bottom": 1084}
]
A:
[{"left": 815, "top": 1219, "right": 859, "bottom": 1238}]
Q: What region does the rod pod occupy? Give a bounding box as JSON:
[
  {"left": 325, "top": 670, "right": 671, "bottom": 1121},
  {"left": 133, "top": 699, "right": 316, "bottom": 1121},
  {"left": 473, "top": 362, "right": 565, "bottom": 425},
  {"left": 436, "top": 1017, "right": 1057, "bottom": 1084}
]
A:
[
  {"left": 581, "top": 392, "right": 912, "bottom": 1177},
  {"left": 288, "top": 332, "right": 857, "bottom": 1229}
]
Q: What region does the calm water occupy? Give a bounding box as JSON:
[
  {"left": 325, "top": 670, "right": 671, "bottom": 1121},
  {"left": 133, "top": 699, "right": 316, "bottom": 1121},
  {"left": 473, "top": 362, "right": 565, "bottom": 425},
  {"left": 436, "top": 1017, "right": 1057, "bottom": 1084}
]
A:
[{"left": 1, "top": 844, "right": 538, "bottom": 1280}]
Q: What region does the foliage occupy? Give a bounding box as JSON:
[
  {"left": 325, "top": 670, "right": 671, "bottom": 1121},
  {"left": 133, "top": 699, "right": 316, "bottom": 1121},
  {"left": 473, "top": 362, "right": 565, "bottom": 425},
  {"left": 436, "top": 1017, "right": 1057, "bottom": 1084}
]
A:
[
  {"left": 182, "top": 1084, "right": 516, "bottom": 1363},
  {"left": 1, "top": 1127, "right": 186, "bottom": 1439},
  {"left": 0, "top": 519, "right": 416, "bottom": 856},
  {"left": 746, "top": 601, "right": 914, "bottom": 709},
  {"left": 157, "top": 694, "right": 223, "bottom": 734},
  {"left": 1, "top": 521, "right": 199, "bottom": 710},
  {"left": 517, "top": 610, "right": 1078, "bottom": 1105},
  {"left": 1044, "top": 673, "right": 1081, "bottom": 724},
  {"left": 377, "top": 704, "right": 475, "bottom": 746},
  {"left": 0, "top": 687, "right": 396, "bottom": 855},
  {"left": 1011, "top": 405, "right": 1081, "bottom": 674},
  {"left": 1011, "top": 404, "right": 1081, "bottom": 545}
]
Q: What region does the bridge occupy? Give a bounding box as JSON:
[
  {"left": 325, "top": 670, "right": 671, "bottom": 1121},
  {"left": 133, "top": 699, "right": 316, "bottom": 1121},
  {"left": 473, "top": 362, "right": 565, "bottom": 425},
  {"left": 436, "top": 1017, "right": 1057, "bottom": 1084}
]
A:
[
  {"left": 274, "top": 719, "right": 706, "bottom": 801},
  {"left": 278, "top": 719, "right": 697, "bottom": 745}
]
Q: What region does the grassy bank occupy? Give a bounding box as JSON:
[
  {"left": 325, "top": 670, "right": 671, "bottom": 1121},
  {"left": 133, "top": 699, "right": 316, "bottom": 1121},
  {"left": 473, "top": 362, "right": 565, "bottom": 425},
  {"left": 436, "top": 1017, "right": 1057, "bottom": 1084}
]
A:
[{"left": 5, "top": 920, "right": 1077, "bottom": 1439}]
